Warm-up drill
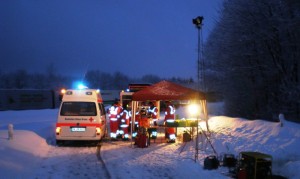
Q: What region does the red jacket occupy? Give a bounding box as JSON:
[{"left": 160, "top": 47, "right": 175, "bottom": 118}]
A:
[
  {"left": 120, "top": 109, "right": 130, "bottom": 127},
  {"left": 165, "top": 105, "right": 175, "bottom": 121},
  {"left": 108, "top": 105, "right": 122, "bottom": 121},
  {"left": 148, "top": 106, "right": 158, "bottom": 120}
]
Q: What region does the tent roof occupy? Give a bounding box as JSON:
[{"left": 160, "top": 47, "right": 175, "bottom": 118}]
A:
[{"left": 132, "top": 80, "right": 206, "bottom": 101}]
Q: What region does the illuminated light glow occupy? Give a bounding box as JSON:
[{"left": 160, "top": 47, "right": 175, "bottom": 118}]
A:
[
  {"left": 61, "top": 89, "right": 66, "bottom": 94},
  {"left": 96, "top": 127, "right": 101, "bottom": 135},
  {"left": 188, "top": 103, "right": 200, "bottom": 116},
  {"left": 78, "top": 83, "right": 88, "bottom": 90},
  {"left": 120, "top": 124, "right": 129, "bottom": 128},
  {"left": 96, "top": 89, "right": 100, "bottom": 93},
  {"left": 166, "top": 119, "right": 175, "bottom": 123},
  {"left": 169, "top": 134, "right": 176, "bottom": 140},
  {"left": 118, "top": 130, "right": 124, "bottom": 135},
  {"left": 126, "top": 89, "right": 130, "bottom": 92},
  {"left": 110, "top": 133, "right": 117, "bottom": 138},
  {"left": 56, "top": 127, "right": 61, "bottom": 135},
  {"left": 132, "top": 132, "right": 137, "bottom": 137},
  {"left": 72, "top": 81, "right": 88, "bottom": 90}
]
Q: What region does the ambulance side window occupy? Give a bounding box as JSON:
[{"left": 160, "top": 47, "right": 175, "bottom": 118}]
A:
[{"left": 98, "top": 103, "right": 106, "bottom": 115}]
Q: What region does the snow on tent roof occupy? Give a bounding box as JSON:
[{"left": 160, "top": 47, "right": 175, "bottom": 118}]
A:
[{"left": 132, "top": 80, "right": 206, "bottom": 101}]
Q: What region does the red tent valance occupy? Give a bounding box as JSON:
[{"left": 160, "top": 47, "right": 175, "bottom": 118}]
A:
[{"left": 132, "top": 80, "right": 205, "bottom": 101}]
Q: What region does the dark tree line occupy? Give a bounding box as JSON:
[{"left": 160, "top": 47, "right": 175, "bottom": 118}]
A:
[
  {"left": 204, "top": 0, "right": 300, "bottom": 120},
  {"left": 0, "top": 69, "right": 194, "bottom": 91},
  {"left": 0, "top": 69, "right": 70, "bottom": 91},
  {"left": 83, "top": 70, "right": 194, "bottom": 90}
]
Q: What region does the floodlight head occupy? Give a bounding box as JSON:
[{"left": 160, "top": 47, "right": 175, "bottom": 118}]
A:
[
  {"left": 188, "top": 103, "right": 200, "bottom": 116},
  {"left": 192, "top": 16, "right": 204, "bottom": 29}
]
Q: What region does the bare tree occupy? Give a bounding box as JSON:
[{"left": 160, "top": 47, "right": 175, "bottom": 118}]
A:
[{"left": 204, "top": 0, "right": 300, "bottom": 120}]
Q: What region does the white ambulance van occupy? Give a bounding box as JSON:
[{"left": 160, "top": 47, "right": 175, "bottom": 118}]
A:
[{"left": 56, "top": 89, "right": 107, "bottom": 145}]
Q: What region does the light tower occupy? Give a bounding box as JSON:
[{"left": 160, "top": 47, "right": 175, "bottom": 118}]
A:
[
  {"left": 192, "top": 16, "right": 204, "bottom": 162},
  {"left": 192, "top": 16, "right": 204, "bottom": 91}
]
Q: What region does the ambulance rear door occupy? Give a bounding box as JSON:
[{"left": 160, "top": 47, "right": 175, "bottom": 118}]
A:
[{"left": 55, "top": 89, "right": 106, "bottom": 143}]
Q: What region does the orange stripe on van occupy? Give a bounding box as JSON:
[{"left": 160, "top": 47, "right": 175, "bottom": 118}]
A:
[{"left": 56, "top": 123, "right": 101, "bottom": 127}]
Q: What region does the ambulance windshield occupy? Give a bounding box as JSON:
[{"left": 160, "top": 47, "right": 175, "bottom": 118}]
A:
[{"left": 60, "top": 102, "right": 97, "bottom": 116}]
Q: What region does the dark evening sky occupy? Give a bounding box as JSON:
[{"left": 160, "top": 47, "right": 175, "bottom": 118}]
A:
[{"left": 0, "top": 0, "right": 222, "bottom": 79}]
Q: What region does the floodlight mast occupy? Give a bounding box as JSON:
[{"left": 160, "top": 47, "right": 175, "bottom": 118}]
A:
[
  {"left": 192, "top": 16, "right": 204, "bottom": 91},
  {"left": 192, "top": 16, "right": 204, "bottom": 162}
]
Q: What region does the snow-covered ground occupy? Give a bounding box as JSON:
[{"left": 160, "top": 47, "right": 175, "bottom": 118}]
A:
[{"left": 0, "top": 103, "right": 299, "bottom": 179}]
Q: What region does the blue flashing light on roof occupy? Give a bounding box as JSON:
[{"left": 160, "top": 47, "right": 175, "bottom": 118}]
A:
[
  {"left": 78, "top": 83, "right": 88, "bottom": 90},
  {"left": 72, "top": 81, "right": 88, "bottom": 90}
]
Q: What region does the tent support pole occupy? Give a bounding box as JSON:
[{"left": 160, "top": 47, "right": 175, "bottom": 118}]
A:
[
  {"left": 195, "top": 115, "right": 199, "bottom": 162},
  {"left": 130, "top": 101, "right": 137, "bottom": 148}
]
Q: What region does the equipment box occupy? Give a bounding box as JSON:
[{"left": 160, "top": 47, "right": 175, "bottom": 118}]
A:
[
  {"left": 183, "top": 132, "right": 191, "bottom": 142},
  {"left": 135, "top": 134, "right": 148, "bottom": 148},
  {"left": 237, "top": 151, "right": 272, "bottom": 179}
]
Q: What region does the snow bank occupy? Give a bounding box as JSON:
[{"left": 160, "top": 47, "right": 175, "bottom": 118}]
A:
[
  {"left": 207, "top": 116, "right": 300, "bottom": 178},
  {"left": 1, "top": 108, "right": 300, "bottom": 178},
  {"left": 0, "top": 130, "right": 50, "bottom": 178}
]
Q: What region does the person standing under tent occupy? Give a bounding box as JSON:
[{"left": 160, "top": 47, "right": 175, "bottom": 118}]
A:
[
  {"left": 131, "top": 105, "right": 141, "bottom": 138},
  {"left": 108, "top": 100, "right": 122, "bottom": 140},
  {"left": 147, "top": 101, "right": 158, "bottom": 140},
  {"left": 164, "top": 101, "right": 176, "bottom": 142},
  {"left": 148, "top": 101, "right": 158, "bottom": 126},
  {"left": 119, "top": 104, "right": 130, "bottom": 140},
  {"left": 138, "top": 102, "right": 150, "bottom": 128}
]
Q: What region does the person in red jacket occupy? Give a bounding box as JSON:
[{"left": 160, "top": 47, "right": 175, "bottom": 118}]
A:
[
  {"left": 164, "top": 101, "right": 176, "bottom": 142},
  {"left": 119, "top": 104, "right": 130, "bottom": 140},
  {"left": 108, "top": 100, "right": 122, "bottom": 140},
  {"left": 148, "top": 101, "right": 158, "bottom": 139},
  {"left": 148, "top": 101, "right": 158, "bottom": 126}
]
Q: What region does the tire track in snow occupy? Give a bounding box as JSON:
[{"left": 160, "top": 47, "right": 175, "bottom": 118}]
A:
[
  {"left": 34, "top": 142, "right": 110, "bottom": 179},
  {"left": 96, "top": 143, "right": 111, "bottom": 179}
]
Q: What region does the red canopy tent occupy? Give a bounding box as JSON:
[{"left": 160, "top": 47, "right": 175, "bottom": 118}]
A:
[
  {"left": 132, "top": 81, "right": 208, "bottom": 122},
  {"left": 130, "top": 81, "right": 209, "bottom": 160},
  {"left": 132, "top": 80, "right": 206, "bottom": 101}
]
